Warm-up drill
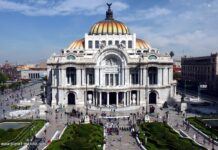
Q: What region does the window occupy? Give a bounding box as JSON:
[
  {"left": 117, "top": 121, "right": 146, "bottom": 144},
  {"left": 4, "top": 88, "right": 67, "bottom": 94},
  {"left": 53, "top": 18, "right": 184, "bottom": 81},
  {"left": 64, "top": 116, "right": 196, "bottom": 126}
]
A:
[
  {"left": 110, "top": 74, "right": 113, "bottom": 86},
  {"left": 89, "top": 74, "right": 94, "bottom": 85},
  {"left": 148, "top": 55, "right": 157, "bottom": 60},
  {"left": 86, "top": 68, "right": 95, "bottom": 85},
  {"left": 148, "top": 67, "right": 158, "bottom": 85},
  {"left": 115, "top": 74, "right": 119, "bottom": 85},
  {"left": 66, "top": 67, "right": 77, "bottom": 85},
  {"left": 128, "top": 40, "right": 132, "bottom": 48},
  {"left": 121, "top": 40, "right": 126, "bottom": 45},
  {"left": 105, "top": 74, "right": 109, "bottom": 86},
  {"left": 67, "top": 55, "right": 76, "bottom": 60},
  {"left": 130, "top": 68, "right": 139, "bottom": 84},
  {"left": 88, "top": 40, "right": 93, "bottom": 48},
  {"left": 101, "top": 40, "right": 106, "bottom": 46},
  {"left": 108, "top": 40, "right": 112, "bottom": 45},
  {"left": 95, "top": 41, "right": 99, "bottom": 48},
  {"left": 115, "top": 40, "right": 119, "bottom": 46}
]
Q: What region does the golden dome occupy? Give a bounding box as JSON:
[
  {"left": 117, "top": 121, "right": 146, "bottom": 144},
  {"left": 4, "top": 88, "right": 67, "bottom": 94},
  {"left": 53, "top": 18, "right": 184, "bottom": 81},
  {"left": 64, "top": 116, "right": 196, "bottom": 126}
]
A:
[
  {"left": 89, "top": 20, "right": 130, "bottom": 35},
  {"left": 136, "top": 38, "right": 151, "bottom": 49},
  {"left": 89, "top": 3, "right": 130, "bottom": 35},
  {"left": 68, "top": 38, "right": 85, "bottom": 49}
]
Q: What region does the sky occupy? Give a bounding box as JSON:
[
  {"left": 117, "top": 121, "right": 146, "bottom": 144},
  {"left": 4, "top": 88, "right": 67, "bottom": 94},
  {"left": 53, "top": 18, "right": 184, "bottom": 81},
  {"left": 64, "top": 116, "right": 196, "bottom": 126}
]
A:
[{"left": 0, "top": 0, "right": 218, "bottom": 64}]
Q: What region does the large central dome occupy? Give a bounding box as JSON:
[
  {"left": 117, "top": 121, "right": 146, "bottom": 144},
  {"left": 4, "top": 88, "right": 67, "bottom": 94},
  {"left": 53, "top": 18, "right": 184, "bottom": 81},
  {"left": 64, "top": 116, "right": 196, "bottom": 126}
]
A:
[
  {"left": 89, "top": 20, "right": 130, "bottom": 35},
  {"left": 89, "top": 3, "right": 130, "bottom": 35}
]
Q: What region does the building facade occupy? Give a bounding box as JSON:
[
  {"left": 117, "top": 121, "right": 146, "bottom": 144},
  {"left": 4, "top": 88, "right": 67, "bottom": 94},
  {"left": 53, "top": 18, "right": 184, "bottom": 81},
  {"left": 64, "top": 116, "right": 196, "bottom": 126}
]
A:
[
  {"left": 0, "top": 61, "right": 19, "bottom": 81},
  {"left": 17, "top": 63, "right": 47, "bottom": 80},
  {"left": 47, "top": 5, "right": 176, "bottom": 112},
  {"left": 181, "top": 53, "right": 218, "bottom": 94}
]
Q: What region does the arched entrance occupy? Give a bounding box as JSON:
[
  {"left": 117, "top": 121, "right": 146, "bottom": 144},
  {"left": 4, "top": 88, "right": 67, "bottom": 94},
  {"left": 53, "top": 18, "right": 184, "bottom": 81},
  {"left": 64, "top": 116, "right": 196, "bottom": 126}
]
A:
[
  {"left": 149, "top": 92, "right": 157, "bottom": 113},
  {"left": 149, "top": 92, "right": 157, "bottom": 104},
  {"left": 68, "top": 93, "right": 75, "bottom": 105}
]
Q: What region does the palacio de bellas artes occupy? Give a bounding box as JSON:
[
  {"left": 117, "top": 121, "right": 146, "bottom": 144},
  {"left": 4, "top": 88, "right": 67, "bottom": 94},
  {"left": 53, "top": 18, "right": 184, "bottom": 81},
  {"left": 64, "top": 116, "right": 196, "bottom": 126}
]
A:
[{"left": 46, "top": 3, "right": 177, "bottom": 113}]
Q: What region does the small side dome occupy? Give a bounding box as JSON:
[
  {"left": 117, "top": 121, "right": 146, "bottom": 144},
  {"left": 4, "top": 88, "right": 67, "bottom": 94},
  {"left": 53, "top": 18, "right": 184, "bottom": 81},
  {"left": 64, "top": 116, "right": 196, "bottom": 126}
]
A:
[
  {"left": 136, "top": 38, "right": 151, "bottom": 49},
  {"left": 68, "top": 38, "right": 85, "bottom": 49}
]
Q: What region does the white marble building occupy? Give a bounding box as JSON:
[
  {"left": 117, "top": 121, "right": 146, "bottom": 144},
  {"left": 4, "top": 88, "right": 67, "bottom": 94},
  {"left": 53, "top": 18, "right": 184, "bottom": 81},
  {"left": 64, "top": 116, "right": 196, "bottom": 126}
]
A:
[{"left": 47, "top": 4, "right": 176, "bottom": 113}]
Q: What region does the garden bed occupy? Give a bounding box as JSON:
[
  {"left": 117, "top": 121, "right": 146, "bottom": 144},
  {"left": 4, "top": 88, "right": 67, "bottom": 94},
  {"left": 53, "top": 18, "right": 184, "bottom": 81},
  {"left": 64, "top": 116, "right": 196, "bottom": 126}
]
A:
[
  {"left": 0, "top": 119, "right": 45, "bottom": 150},
  {"left": 46, "top": 124, "right": 104, "bottom": 150},
  {"left": 187, "top": 117, "right": 218, "bottom": 139},
  {"left": 138, "top": 122, "right": 206, "bottom": 150}
]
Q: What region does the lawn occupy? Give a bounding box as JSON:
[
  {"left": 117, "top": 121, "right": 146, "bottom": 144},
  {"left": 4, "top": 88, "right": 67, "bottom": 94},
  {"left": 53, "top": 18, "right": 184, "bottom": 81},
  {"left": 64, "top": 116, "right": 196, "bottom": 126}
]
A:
[
  {"left": 0, "top": 119, "right": 45, "bottom": 150},
  {"left": 46, "top": 124, "right": 104, "bottom": 150},
  {"left": 187, "top": 117, "right": 218, "bottom": 139},
  {"left": 138, "top": 122, "right": 206, "bottom": 150}
]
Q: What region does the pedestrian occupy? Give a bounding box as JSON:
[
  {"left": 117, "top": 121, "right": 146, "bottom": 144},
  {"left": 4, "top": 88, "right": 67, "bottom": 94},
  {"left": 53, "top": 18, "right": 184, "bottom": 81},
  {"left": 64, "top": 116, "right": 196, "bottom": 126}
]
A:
[
  {"left": 193, "top": 134, "right": 196, "bottom": 141},
  {"left": 203, "top": 137, "right": 206, "bottom": 145}
]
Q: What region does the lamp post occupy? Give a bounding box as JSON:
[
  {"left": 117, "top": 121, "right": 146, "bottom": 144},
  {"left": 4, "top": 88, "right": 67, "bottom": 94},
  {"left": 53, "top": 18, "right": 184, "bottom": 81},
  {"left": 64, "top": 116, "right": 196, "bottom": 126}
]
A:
[{"left": 3, "top": 109, "right": 5, "bottom": 119}]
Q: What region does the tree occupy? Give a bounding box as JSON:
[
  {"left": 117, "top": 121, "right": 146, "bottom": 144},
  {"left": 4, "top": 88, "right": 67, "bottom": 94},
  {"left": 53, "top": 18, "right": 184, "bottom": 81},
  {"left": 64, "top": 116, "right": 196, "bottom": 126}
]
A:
[
  {"left": 169, "top": 51, "right": 174, "bottom": 58},
  {"left": 0, "top": 72, "right": 8, "bottom": 84}
]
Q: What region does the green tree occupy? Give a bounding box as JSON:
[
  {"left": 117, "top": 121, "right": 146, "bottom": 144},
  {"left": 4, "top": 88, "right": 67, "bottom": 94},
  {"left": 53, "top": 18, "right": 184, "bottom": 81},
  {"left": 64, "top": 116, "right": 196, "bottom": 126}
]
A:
[
  {"left": 0, "top": 72, "right": 8, "bottom": 83},
  {"left": 169, "top": 51, "right": 174, "bottom": 58}
]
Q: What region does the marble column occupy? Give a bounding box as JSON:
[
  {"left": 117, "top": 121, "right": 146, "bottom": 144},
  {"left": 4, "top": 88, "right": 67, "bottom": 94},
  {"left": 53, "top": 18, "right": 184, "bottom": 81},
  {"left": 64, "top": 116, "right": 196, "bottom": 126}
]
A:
[
  {"left": 158, "top": 68, "right": 162, "bottom": 86},
  {"left": 137, "top": 90, "right": 140, "bottom": 105},
  {"left": 77, "top": 68, "right": 81, "bottom": 86},
  {"left": 64, "top": 69, "right": 67, "bottom": 86},
  {"left": 82, "top": 69, "right": 85, "bottom": 86},
  {"left": 127, "top": 91, "right": 129, "bottom": 106},
  {"left": 107, "top": 92, "right": 109, "bottom": 107},
  {"left": 95, "top": 67, "right": 99, "bottom": 86}
]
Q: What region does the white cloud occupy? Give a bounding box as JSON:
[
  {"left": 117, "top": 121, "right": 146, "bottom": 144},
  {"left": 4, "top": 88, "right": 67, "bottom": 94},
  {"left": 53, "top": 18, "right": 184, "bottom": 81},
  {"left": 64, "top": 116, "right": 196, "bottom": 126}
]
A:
[
  {"left": 119, "top": 6, "right": 171, "bottom": 22},
  {"left": 124, "top": 0, "right": 218, "bottom": 57},
  {"left": 0, "top": 0, "right": 128, "bottom": 16}
]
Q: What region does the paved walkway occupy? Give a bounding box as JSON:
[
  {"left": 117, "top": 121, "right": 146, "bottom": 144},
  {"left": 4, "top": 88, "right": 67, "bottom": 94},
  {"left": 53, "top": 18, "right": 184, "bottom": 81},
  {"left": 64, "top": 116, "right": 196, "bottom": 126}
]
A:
[
  {"left": 105, "top": 131, "right": 140, "bottom": 150},
  {"left": 36, "top": 109, "right": 67, "bottom": 150},
  {"left": 160, "top": 108, "right": 218, "bottom": 150},
  {"left": 103, "top": 118, "right": 140, "bottom": 150}
]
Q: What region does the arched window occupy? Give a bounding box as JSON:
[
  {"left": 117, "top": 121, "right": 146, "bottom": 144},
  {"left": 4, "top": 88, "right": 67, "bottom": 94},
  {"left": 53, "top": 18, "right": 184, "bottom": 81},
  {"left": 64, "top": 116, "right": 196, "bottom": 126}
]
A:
[
  {"left": 66, "top": 67, "right": 76, "bottom": 85},
  {"left": 67, "top": 55, "right": 76, "bottom": 60},
  {"left": 103, "top": 56, "right": 122, "bottom": 86},
  {"left": 148, "top": 67, "right": 158, "bottom": 85},
  {"left": 68, "top": 93, "right": 75, "bottom": 105},
  {"left": 148, "top": 55, "right": 157, "bottom": 60}
]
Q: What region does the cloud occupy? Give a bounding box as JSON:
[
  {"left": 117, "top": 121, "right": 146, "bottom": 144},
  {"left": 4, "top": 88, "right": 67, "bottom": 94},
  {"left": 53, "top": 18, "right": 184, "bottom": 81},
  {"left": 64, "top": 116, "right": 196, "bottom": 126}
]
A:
[
  {"left": 0, "top": 0, "right": 128, "bottom": 16},
  {"left": 119, "top": 6, "right": 171, "bottom": 22},
  {"left": 125, "top": 0, "right": 218, "bottom": 57}
]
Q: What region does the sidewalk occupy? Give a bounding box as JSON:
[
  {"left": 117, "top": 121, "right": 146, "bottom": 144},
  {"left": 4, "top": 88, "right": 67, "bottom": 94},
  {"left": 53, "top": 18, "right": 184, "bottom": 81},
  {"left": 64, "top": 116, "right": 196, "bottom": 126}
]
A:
[
  {"left": 166, "top": 110, "right": 217, "bottom": 150},
  {"left": 36, "top": 109, "right": 66, "bottom": 150}
]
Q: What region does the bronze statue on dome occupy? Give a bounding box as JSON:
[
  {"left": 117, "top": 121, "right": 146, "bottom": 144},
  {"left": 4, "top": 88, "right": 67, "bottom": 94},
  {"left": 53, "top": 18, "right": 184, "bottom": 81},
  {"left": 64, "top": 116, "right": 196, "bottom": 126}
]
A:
[{"left": 107, "top": 3, "right": 112, "bottom": 9}]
